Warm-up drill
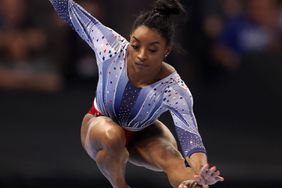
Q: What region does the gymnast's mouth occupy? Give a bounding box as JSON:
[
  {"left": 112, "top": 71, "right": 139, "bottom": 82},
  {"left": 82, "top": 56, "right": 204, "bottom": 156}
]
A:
[{"left": 135, "top": 62, "right": 148, "bottom": 68}]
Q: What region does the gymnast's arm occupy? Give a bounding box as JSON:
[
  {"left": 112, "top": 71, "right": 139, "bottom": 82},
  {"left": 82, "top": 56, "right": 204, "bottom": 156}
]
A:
[
  {"left": 168, "top": 86, "right": 224, "bottom": 184},
  {"left": 49, "top": 0, "right": 126, "bottom": 63},
  {"left": 169, "top": 110, "right": 207, "bottom": 174},
  {"left": 167, "top": 86, "right": 207, "bottom": 174}
]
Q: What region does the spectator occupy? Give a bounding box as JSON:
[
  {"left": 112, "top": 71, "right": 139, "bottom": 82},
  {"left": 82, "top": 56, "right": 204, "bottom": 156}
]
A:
[
  {"left": 0, "top": 0, "right": 63, "bottom": 92},
  {"left": 203, "top": 0, "right": 243, "bottom": 39},
  {"left": 211, "top": 0, "right": 282, "bottom": 70}
]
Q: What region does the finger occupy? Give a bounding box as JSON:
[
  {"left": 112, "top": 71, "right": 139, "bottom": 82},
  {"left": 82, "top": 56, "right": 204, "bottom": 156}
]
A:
[
  {"left": 206, "top": 166, "right": 220, "bottom": 180},
  {"left": 215, "top": 170, "right": 220, "bottom": 176},
  {"left": 207, "top": 169, "right": 219, "bottom": 179},
  {"left": 211, "top": 170, "right": 220, "bottom": 178},
  {"left": 210, "top": 166, "right": 217, "bottom": 173},
  {"left": 215, "top": 176, "right": 224, "bottom": 182},
  {"left": 206, "top": 168, "right": 216, "bottom": 177},
  {"left": 210, "top": 169, "right": 222, "bottom": 180}
]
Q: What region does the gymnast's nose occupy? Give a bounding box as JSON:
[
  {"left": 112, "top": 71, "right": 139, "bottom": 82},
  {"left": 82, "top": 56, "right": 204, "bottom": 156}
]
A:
[{"left": 137, "top": 48, "right": 148, "bottom": 62}]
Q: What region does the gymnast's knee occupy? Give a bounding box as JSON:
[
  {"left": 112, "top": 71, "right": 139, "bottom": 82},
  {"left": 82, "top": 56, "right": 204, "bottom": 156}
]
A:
[
  {"left": 86, "top": 117, "right": 126, "bottom": 149},
  {"left": 80, "top": 113, "right": 94, "bottom": 147},
  {"left": 102, "top": 125, "right": 127, "bottom": 150}
]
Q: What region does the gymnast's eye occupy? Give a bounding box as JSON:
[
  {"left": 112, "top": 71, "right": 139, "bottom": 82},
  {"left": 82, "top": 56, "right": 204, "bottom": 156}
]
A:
[
  {"left": 149, "top": 48, "right": 157, "bottom": 53},
  {"left": 131, "top": 44, "right": 140, "bottom": 50}
]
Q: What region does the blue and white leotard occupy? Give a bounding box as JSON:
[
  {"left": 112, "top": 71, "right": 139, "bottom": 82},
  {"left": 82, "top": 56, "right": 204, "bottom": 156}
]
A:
[{"left": 49, "top": 0, "right": 206, "bottom": 157}]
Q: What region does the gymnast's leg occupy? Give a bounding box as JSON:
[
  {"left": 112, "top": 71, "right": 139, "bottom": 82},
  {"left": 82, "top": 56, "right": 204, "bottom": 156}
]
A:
[
  {"left": 80, "top": 114, "right": 130, "bottom": 188},
  {"left": 127, "top": 120, "right": 208, "bottom": 188}
]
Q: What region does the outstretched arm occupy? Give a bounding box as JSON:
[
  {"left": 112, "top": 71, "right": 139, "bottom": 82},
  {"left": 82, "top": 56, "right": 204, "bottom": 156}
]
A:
[
  {"left": 49, "top": 0, "right": 74, "bottom": 28},
  {"left": 171, "top": 110, "right": 224, "bottom": 186},
  {"left": 49, "top": 0, "right": 127, "bottom": 63},
  {"left": 168, "top": 85, "right": 223, "bottom": 186}
]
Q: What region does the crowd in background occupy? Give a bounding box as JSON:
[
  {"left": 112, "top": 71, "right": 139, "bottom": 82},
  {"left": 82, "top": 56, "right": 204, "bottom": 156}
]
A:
[
  {"left": 0, "top": 0, "right": 281, "bottom": 92},
  {"left": 201, "top": 0, "right": 282, "bottom": 84},
  {"left": 203, "top": 0, "right": 282, "bottom": 70}
]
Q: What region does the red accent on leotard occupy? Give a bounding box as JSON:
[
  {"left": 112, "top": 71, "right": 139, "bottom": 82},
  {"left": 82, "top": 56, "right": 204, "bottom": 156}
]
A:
[{"left": 88, "top": 103, "right": 102, "bottom": 116}]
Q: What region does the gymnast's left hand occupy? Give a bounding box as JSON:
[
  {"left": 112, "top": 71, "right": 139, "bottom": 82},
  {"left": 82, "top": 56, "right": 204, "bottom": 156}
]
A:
[{"left": 194, "top": 164, "right": 224, "bottom": 185}]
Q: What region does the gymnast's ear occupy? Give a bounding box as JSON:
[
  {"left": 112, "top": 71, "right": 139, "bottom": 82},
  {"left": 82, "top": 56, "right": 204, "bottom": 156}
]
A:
[{"left": 165, "top": 48, "right": 171, "bottom": 58}]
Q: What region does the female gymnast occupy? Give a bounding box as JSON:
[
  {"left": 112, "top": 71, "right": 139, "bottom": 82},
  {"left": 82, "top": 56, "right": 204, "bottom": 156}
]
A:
[{"left": 49, "top": 0, "right": 224, "bottom": 187}]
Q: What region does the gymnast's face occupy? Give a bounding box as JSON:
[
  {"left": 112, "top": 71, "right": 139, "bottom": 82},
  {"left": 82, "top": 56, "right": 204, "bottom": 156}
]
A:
[{"left": 128, "top": 25, "right": 170, "bottom": 74}]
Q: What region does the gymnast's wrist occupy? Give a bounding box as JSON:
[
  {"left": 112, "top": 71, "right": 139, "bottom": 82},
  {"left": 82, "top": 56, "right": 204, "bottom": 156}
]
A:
[{"left": 186, "top": 152, "right": 208, "bottom": 173}]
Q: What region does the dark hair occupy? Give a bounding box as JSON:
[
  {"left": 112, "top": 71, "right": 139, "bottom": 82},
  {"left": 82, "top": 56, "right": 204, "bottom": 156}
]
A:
[{"left": 131, "top": 0, "right": 186, "bottom": 47}]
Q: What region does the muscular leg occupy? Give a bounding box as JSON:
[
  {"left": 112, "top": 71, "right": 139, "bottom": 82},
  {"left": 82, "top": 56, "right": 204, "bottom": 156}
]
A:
[
  {"left": 127, "top": 120, "right": 207, "bottom": 188},
  {"left": 81, "top": 114, "right": 130, "bottom": 188}
]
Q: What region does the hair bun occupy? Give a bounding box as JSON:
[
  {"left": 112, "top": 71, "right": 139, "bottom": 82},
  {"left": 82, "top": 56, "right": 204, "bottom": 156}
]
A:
[{"left": 153, "top": 0, "right": 185, "bottom": 16}]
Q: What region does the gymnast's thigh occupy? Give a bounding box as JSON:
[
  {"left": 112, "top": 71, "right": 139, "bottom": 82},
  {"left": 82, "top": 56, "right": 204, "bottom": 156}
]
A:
[
  {"left": 127, "top": 120, "right": 183, "bottom": 171},
  {"left": 80, "top": 113, "right": 126, "bottom": 159}
]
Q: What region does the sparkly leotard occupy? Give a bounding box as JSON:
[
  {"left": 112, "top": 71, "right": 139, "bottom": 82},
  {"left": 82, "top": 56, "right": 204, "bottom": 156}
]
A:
[{"left": 49, "top": 0, "right": 206, "bottom": 157}]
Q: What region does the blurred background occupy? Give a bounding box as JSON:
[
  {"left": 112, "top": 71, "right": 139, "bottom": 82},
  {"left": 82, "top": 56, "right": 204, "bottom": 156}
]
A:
[{"left": 0, "top": 0, "right": 281, "bottom": 187}]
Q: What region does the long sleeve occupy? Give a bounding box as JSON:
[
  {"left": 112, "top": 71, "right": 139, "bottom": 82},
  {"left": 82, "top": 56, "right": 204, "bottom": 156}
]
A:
[
  {"left": 49, "top": 0, "right": 127, "bottom": 63},
  {"left": 167, "top": 83, "right": 206, "bottom": 157}
]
